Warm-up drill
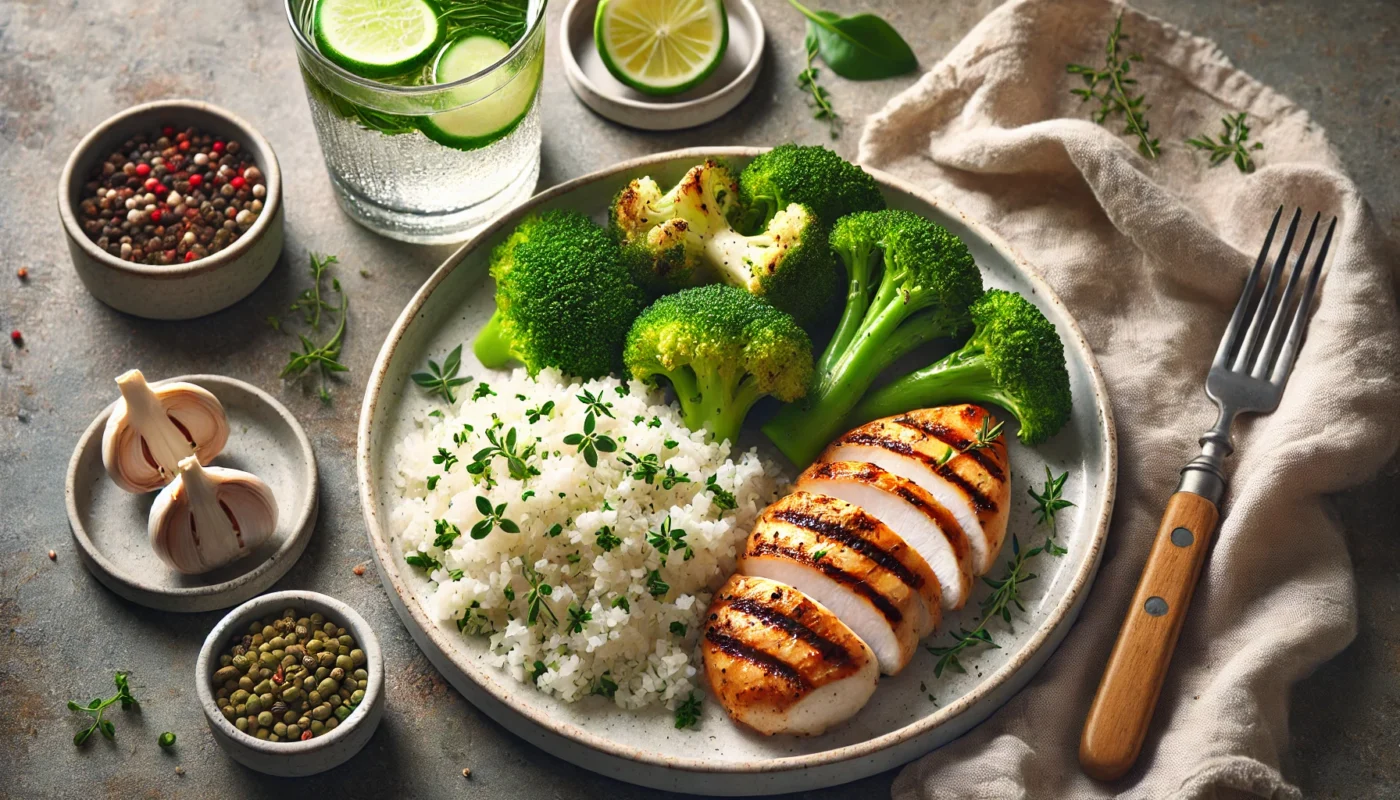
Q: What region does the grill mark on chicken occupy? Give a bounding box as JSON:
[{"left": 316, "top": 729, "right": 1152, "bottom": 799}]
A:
[
  {"left": 725, "top": 596, "right": 854, "bottom": 668},
  {"left": 770, "top": 507, "right": 925, "bottom": 592},
  {"left": 805, "top": 461, "right": 974, "bottom": 562},
  {"left": 891, "top": 416, "right": 1005, "bottom": 481},
  {"left": 747, "top": 541, "right": 904, "bottom": 624},
  {"left": 705, "top": 629, "right": 809, "bottom": 690},
  {"left": 838, "top": 432, "right": 998, "bottom": 514}
]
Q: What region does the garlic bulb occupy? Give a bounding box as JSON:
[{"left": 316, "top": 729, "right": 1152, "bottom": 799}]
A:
[
  {"left": 102, "top": 369, "right": 230, "bottom": 493},
  {"left": 149, "top": 456, "right": 278, "bottom": 575}
]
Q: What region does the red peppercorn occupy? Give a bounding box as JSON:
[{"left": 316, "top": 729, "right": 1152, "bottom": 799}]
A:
[
  {"left": 17, "top": 267, "right": 29, "bottom": 280},
  {"left": 212, "top": 141, "right": 225, "bottom": 153},
  {"left": 9, "top": 330, "right": 21, "bottom": 345},
  {"left": 230, "top": 176, "right": 246, "bottom": 190},
  {"left": 143, "top": 177, "right": 161, "bottom": 192},
  {"left": 165, "top": 249, "right": 177, "bottom": 261},
  {"left": 150, "top": 209, "right": 163, "bottom": 224},
  {"left": 178, "top": 140, "right": 190, "bottom": 151},
  {"left": 135, "top": 163, "right": 151, "bottom": 177},
  {"left": 176, "top": 132, "right": 189, "bottom": 142},
  {"left": 188, "top": 174, "right": 202, "bottom": 188},
  {"left": 184, "top": 251, "right": 197, "bottom": 262},
  {"left": 162, "top": 126, "right": 175, "bottom": 137}
]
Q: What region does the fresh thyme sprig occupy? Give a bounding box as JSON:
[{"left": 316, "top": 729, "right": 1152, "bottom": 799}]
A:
[
  {"left": 704, "top": 474, "right": 738, "bottom": 512},
  {"left": 619, "top": 451, "right": 661, "bottom": 484},
  {"left": 797, "top": 36, "right": 840, "bottom": 138},
  {"left": 280, "top": 252, "right": 349, "bottom": 405},
  {"left": 1067, "top": 14, "right": 1160, "bottom": 159},
  {"left": 926, "top": 535, "right": 1050, "bottom": 677},
  {"left": 646, "top": 515, "right": 692, "bottom": 566},
  {"left": 563, "top": 414, "right": 617, "bottom": 467},
  {"left": 471, "top": 427, "right": 537, "bottom": 481},
  {"left": 471, "top": 495, "right": 520, "bottom": 540},
  {"left": 68, "top": 671, "right": 137, "bottom": 745},
  {"left": 522, "top": 560, "right": 558, "bottom": 625},
  {"left": 660, "top": 465, "right": 691, "bottom": 490},
  {"left": 674, "top": 692, "right": 702, "bottom": 729},
  {"left": 565, "top": 602, "right": 592, "bottom": 634},
  {"left": 964, "top": 417, "right": 1006, "bottom": 452},
  {"left": 412, "top": 344, "right": 473, "bottom": 404},
  {"left": 1029, "top": 467, "right": 1074, "bottom": 553},
  {"left": 576, "top": 388, "right": 615, "bottom": 420},
  {"left": 1186, "top": 112, "right": 1264, "bottom": 173},
  {"left": 525, "top": 400, "right": 555, "bottom": 424}
]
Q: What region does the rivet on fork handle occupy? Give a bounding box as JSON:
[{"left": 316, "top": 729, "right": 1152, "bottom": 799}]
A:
[{"left": 1079, "top": 491, "right": 1219, "bottom": 780}]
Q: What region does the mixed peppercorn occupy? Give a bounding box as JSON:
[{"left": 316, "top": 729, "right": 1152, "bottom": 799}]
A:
[
  {"left": 79, "top": 126, "right": 267, "bottom": 266},
  {"left": 212, "top": 608, "right": 369, "bottom": 743}
]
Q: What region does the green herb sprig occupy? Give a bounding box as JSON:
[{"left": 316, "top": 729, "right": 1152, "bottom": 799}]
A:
[
  {"left": 471, "top": 427, "right": 537, "bottom": 481},
  {"left": 1029, "top": 467, "right": 1074, "bottom": 554},
  {"left": 704, "top": 474, "right": 738, "bottom": 512},
  {"left": 926, "top": 536, "right": 1051, "bottom": 677},
  {"left": 522, "top": 560, "right": 558, "bottom": 625},
  {"left": 964, "top": 417, "right": 1005, "bottom": 452},
  {"left": 619, "top": 451, "right": 661, "bottom": 484},
  {"left": 1186, "top": 112, "right": 1264, "bottom": 173},
  {"left": 646, "top": 515, "right": 692, "bottom": 566},
  {"left": 1067, "top": 14, "right": 1160, "bottom": 159},
  {"left": 797, "top": 39, "right": 840, "bottom": 138},
  {"left": 674, "top": 692, "right": 702, "bottom": 729},
  {"left": 471, "top": 495, "right": 520, "bottom": 540},
  {"left": 563, "top": 414, "right": 617, "bottom": 467},
  {"left": 280, "top": 253, "right": 349, "bottom": 405},
  {"left": 412, "top": 344, "right": 474, "bottom": 404},
  {"left": 68, "top": 671, "right": 137, "bottom": 745}
]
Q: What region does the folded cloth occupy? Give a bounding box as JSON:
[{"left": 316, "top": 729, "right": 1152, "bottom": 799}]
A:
[{"left": 857, "top": 0, "right": 1400, "bottom": 797}]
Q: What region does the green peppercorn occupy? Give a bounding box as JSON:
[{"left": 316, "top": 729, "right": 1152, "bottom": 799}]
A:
[
  {"left": 258, "top": 711, "right": 274, "bottom": 727},
  {"left": 310, "top": 704, "right": 332, "bottom": 721},
  {"left": 322, "top": 622, "right": 337, "bottom": 635},
  {"left": 246, "top": 695, "right": 263, "bottom": 715},
  {"left": 317, "top": 678, "right": 339, "bottom": 695},
  {"left": 219, "top": 654, "right": 233, "bottom": 668},
  {"left": 281, "top": 686, "right": 303, "bottom": 703},
  {"left": 350, "top": 689, "right": 365, "bottom": 705},
  {"left": 359, "top": 680, "right": 370, "bottom": 691},
  {"left": 274, "top": 722, "right": 287, "bottom": 737},
  {"left": 286, "top": 724, "right": 301, "bottom": 740},
  {"left": 330, "top": 667, "right": 345, "bottom": 681},
  {"left": 334, "top": 705, "right": 351, "bottom": 721},
  {"left": 256, "top": 728, "right": 271, "bottom": 741},
  {"left": 335, "top": 654, "right": 354, "bottom": 671},
  {"left": 318, "top": 652, "right": 336, "bottom": 668},
  {"left": 309, "top": 720, "right": 325, "bottom": 735},
  {"left": 350, "top": 649, "right": 366, "bottom": 667},
  {"left": 306, "top": 639, "right": 324, "bottom": 654},
  {"left": 232, "top": 654, "right": 249, "bottom": 670},
  {"left": 308, "top": 690, "right": 322, "bottom": 706},
  {"left": 222, "top": 705, "right": 238, "bottom": 721},
  {"left": 213, "top": 665, "right": 240, "bottom": 684},
  {"left": 283, "top": 710, "right": 298, "bottom": 724},
  {"left": 337, "top": 634, "right": 353, "bottom": 647},
  {"left": 353, "top": 668, "right": 367, "bottom": 680},
  {"left": 325, "top": 717, "right": 339, "bottom": 731},
  {"left": 328, "top": 694, "right": 342, "bottom": 709},
  {"left": 235, "top": 717, "right": 249, "bottom": 732}
]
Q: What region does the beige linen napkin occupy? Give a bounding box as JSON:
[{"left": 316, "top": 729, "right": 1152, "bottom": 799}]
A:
[{"left": 857, "top": 0, "right": 1400, "bottom": 797}]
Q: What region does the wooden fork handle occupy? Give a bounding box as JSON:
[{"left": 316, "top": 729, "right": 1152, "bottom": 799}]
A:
[{"left": 1080, "top": 491, "right": 1220, "bottom": 781}]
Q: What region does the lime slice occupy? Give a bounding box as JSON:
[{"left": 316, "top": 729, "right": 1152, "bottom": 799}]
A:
[
  {"left": 418, "top": 35, "right": 542, "bottom": 151},
  {"left": 595, "top": 0, "right": 728, "bottom": 96},
  {"left": 314, "top": 0, "right": 443, "bottom": 78}
]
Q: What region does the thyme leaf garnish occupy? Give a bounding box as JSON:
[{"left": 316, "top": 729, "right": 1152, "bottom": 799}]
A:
[
  {"left": 1067, "top": 14, "right": 1160, "bottom": 159},
  {"left": 411, "top": 344, "right": 473, "bottom": 404},
  {"left": 1186, "top": 112, "right": 1264, "bottom": 173}
]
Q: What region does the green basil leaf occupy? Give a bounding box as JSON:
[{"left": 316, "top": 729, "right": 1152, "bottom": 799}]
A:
[{"left": 792, "top": 2, "right": 917, "bottom": 80}]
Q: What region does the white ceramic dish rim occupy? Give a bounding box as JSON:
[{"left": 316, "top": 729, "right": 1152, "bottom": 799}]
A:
[
  {"left": 559, "top": 0, "right": 766, "bottom": 113},
  {"left": 56, "top": 99, "right": 283, "bottom": 280},
  {"left": 356, "top": 146, "right": 1118, "bottom": 776},
  {"left": 65, "top": 374, "right": 318, "bottom": 602},
  {"left": 194, "top": 589, "right": 385, "bottom": 757}
]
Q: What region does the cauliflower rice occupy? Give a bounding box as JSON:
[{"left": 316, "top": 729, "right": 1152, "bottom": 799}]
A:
[{"left": 388, "top": 368, "right": 782, "bottom": 711}]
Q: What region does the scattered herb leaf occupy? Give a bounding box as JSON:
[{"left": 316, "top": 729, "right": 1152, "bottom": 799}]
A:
[
  {"left": 1067, "top": 14, "right": 1160, "bottom": 158},
  {"left": 411, "top": 344, "right": 474, "bottom": 404},
  {"left": 1186, "top": 112, "right": 1264, "bottom": 173}
]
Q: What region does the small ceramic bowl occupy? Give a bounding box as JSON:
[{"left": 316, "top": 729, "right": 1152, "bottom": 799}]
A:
[
  {"left": 560, "top": 0, "right": 765, "bottom": 130},
  {"left": 196, "top": 590, "right": 384, "bottom": 777},
  {"left": 58, "top": 99, "right": 284, "bottom": 320}
]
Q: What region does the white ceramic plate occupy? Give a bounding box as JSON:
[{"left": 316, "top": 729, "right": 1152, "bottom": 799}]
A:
[
  {"left": 560, "top": 0, "right": 765, "bottom": 131},
  {"left": 67, "top": 374, "right": 318, "bottom": 612},
  {"left": 357, "top": 148, "right": 1117, "bottom": 795}
]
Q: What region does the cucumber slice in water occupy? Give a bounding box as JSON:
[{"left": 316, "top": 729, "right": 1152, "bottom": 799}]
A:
[
  {"left": 418, "top": 35, "right": 542, "bottom": 151},
  {"left": 594, "top": 0, "right": 728, "bottom": 96},
  {"left": 314, "top": 0, "right": 443, "bottom": 78}
]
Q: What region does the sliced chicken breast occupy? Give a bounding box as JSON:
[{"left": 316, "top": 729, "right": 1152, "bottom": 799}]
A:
[
  {"left": 821, "top": 405, "right": 1011, "bottom": 575},
  {"left": 703, "top": 574, "right": 878, "bottom": 736},
  {"left": 738, "top": 492, "right": 941, "bottom": 675},
  {"left": 796, "top": 460, "right": 975, "bottom": 611}
]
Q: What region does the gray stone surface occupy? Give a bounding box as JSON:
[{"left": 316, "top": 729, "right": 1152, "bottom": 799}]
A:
[{"left": 1, "top": 0, "right": 1395, "bottom": 797}]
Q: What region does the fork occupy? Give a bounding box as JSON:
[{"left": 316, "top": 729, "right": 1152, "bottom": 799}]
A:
[{"left": 1079, "top": 207, "right": 1337, "bottom": 781}]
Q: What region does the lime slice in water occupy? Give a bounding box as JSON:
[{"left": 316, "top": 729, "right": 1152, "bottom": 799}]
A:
[
  {"left": 418, "top": 35, "right": 542, "bottom": 151},
  {"left": 314, "top": 0, "right": 443, "bottom": 78},
  {"left": 594, "top": 0, "right": 728, "bottom": 96}
]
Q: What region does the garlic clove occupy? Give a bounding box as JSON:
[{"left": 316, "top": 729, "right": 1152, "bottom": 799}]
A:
[
  {"left": 149, "top": 456, "right": 278, "bottom": 575},
  {"left": 102, "top": 369, "right": 230, "bottom": 493}
]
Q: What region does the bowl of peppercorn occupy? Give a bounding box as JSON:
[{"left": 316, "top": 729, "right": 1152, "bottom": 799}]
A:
[
  {"left": 58, "top": 99, "right": 284, "bottom": 320},
  {"left": 196, "top": 590, "right": 384, "bottom": 777}
]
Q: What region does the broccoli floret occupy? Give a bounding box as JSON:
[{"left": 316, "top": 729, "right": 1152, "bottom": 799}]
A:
[
  {"left": 761, "top": 210, "right": 983, "bottom": 465},
  {"left": 736, "top": 144, "right": 886, "bottom": 233},
  {"left": 624, "top": 285, "right": 814, "bottom": 445},
  {"left": 609, "top": 160, "right": 841, "bottom": 326},
  {"left": 473, "top": 210, "right": 645, "bottom": 379},
  {"left": 849, "top": 289, "right": 1072, "bottom": 445}
]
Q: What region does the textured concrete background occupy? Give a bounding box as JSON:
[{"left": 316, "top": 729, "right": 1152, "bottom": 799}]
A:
[{"left": 1, "top": 0, "right": 1396, "bottom": 798}]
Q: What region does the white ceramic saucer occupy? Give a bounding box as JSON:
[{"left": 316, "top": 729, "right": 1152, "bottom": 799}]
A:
[
  {"left": 560, "top": 0, "right": 765, "bottom": 130},
  {"left": 66, "top": 374, "right": 318, "bottom": 612}
]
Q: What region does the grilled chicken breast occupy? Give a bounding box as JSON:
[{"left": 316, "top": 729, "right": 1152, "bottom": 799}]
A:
[
  {"left": 796, "top": 460, "right": 975, "bottom": 611},
  {"left": 821, "top": 406, "right": 1011, "bottom": 575},
  {"left": 703, "top": 575, "right": 879, "bottom": 736},
  {"left": 738, "top": 492, "right": 941, "bottom": 675}
]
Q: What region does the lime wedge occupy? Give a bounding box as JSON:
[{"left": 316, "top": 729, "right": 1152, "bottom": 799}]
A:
[
  {"left": 314, "top": 0, "right": 443, "bottom": 78},
  {"left": 418, "top": 35, "right": 543, "bottom": 151},
  {"left": 595, "top": 0, "right": 728, "bottom": 96}
]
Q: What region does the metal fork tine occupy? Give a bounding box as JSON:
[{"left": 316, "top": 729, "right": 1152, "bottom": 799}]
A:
[
  {"left": 1272, "top": 216, "right": 1336, "bottom": 385},
  {"left": 1213, "top": 206, "right": 1283, "bottom": 369},
  {"left": 1251, "top": 212, "right": 1319, "bottom": 378},
  {"left": 1232, "top": 208, "right": 1301, "bottom": 372}
]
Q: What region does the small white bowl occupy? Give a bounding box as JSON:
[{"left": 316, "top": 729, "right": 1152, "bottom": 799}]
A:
[
  {"left": 196, "top": 591, "right": 384, "bottom": 777},
  {"left": 58, "top": 99, "right": 284, "bottom": 320},
  {"left": 560, "top": 0, "right": 765, "bottom": 130}
]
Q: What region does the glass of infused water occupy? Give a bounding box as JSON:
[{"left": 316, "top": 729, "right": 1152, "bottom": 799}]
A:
[{"left": 285, "top": 0, "right": 546, "bottom": 243}]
